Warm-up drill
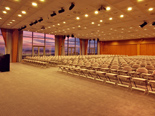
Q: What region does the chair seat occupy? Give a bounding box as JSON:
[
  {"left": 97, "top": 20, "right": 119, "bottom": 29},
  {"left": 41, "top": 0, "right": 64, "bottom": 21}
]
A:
[
  {"left": 106, "top": 73, "right": 117, "bottom": 77},
  {"left": 96, "top": 71, "right": 106, "bottom": 75},
  {"left": 132, "top": 77, "right": 147, "bottom": 82},
  {"left": 149, "top": 80, "right": 155, "bottom": 84},
  {"left": 118, "top": 75, "right": 130, "bottom": 79}
]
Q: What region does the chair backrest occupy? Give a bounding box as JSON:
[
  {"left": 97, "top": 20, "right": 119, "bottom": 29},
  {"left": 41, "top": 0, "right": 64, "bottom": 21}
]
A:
[
  {"left": 85, "top": 62, "right": 91, "bottom": 67},
  {"left": 101, "top": 64, "right": 109, "bottom": 68},
  {"left": 123, "top": 66, "right": 132, "bottom": 71},
  {"left": 111, "top": 65, "right": 119, "bottom": 70},
  {"left": 152, "top": 70, "right": 155, "bottom": 75},
  {"left": 140, "top": 62, "right": 146, "bottom": 67},
  {"left": 136, "top": 67, "right": 148, "bottom": 73},
  {"left": 132, "top": 64, "right": 140, "bottom": 68},
  {"left": 145, "top": 65, "right": 154, "bottom": 70},
  {"left": 121, "top": 63, "right": 128, "bottom": 67},
  {"left": 92, "top": 63, "right": 99, "bottom": 67}
]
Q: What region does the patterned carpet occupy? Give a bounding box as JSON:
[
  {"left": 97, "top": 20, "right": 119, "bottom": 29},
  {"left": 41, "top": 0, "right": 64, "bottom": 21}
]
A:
[{"left": 0, "top": 63, "right": 155, "bottom": 116}]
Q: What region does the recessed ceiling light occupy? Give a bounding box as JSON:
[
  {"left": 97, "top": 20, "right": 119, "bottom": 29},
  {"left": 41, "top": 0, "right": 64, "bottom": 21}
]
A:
[
  {"left": 127, "top": 7, "right": 132, "bottom": 11},
  {"left": 85, "top": 14, "right": 88, "bottom": 17},
  {"left": 72, "top": 27, "right": 75, "bottom": 29},
  {"left": 0, "top": 17, "right": 2, "bottom": 19},
  {"left": 10, "top": 22, "right": 12, "bottom": 23},
  {"left": 48, "top": 26, "right": 51, "bottom": 28},
  {"left": 76, "top": 17, "right": 80, "bottom": 20},
  {"left": 57, "top": 23, "right": 60, "bottom": 25},
  {"left": 98, "top": 24, "right": 101, "bottom": 26},
  {"left": 32, "top": 2, "right": 37, "bottom": 7},
  {"left": 14, "top": 0, "right": 20, "bottom": 2},
  {"left": 5, "top": 7, "right": 10, "bottom": 10},
  {"left": 100, "top": 20, "right": 103, "bottom": 22},
  {"left": 18, "top": 14, "right": 22, "bottom": 17},
  {"left": 148, "top": 8, "right": 153, "bottom": 11},
  {"left": 7, "top": 24, "right": 10, "bottom": 25},
  {"left": 78, "top": 25, "right": 81, "bottom": 27},
  {"left": 40, "top": 0, "right": 45, "bottom": 2},
  {"left": 106, "top": 6, "right": 111, "bottom": 11},
  {"left": 91, "top": 22, "right": 95, "bottom": 24},
  {"left": 22, "top": 11, "right": 26, "bottom": 14},
  {"left": 94, "top": 10, "right": 99, "bottom": 14},
  {"left": 63, "top": 21, "right": 66, "bottom": 24},
  {"left": 2, "top": 11, "right": 7, "bottom": 14},
  {"left": 53, "top": 25, "right": 55, "bottom": 27},
  {"left": 84, "top": 27, "right": 87, "bottom": 29},
  {"left": 12, "top": 20, "right": 15, "bottom": 21},
  {"left": 120, "top": 15, "right": 124, "bottom": 18},
  {"left": 109, "top": 17, "right": 113, "bottom": 20},
  {"left": 137, "top": 0, "right": 144, "bottom": 2}
]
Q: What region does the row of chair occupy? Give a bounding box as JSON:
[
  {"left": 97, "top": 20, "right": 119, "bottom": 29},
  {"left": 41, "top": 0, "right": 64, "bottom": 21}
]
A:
[{"left": 58, "top": 55, "right": 155, "bottom": 94}]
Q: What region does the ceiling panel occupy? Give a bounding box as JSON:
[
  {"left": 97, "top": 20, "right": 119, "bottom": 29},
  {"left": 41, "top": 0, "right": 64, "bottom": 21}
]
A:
[{"left": 0, "top": 0, "right": 154, "bottom": 41}]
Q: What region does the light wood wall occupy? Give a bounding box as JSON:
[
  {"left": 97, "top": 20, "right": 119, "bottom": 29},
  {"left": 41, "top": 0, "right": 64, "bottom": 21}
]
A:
[{"left": 100, "top": 38, "right": 155, "bottom": 56}]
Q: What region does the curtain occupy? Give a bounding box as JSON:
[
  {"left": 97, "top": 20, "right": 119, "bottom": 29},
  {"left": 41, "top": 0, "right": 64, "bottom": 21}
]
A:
[
  {"left": 1, "top": 28, "right": 7, "bottom": 47},
  {"left": 12, "top": 29, "right": 19, "bottom": 62},
  {"left": 84, "top": 39, "right": 88, "bottom": 55},
  {"left": 79, "top": 39, "right": 83, "bottom": 55}
]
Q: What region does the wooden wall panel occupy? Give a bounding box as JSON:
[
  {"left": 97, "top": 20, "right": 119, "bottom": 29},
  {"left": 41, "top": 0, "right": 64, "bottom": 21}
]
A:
[
  {"left": 140, "top": 43, "right": 155, "bottom": 55},
  {"left": 100, "top": 38, "right": 155, "bottom": 56},
  {"left": 101, "top": 44, "right": 137, "bottom": 56},
  {"left": 130, "top": 44, "right": 137, "bottom": 55}
]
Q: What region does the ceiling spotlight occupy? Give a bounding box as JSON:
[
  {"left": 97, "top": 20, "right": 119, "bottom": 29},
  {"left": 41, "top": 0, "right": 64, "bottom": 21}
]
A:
[
  {"left": 51, "top": 11, "right": 56, "bottom": 17},
  {"left": 41, "top": 26, "right": 45, "bottom": 30},
  {"left": 33, "top": 20, "right": 38, "bottom": 24},
  {"left": 69, "top": 3, "right": 75, "bottom": 10},
  {"left": 152, "top": 22, "right": 155, "bottom": 26},
  {"left": 58, "top": 8, "right": 65, "bottom": 13},
  {"left": 139, "top": 21, "right": 147, "bottom": 28},
  {"left": 21, "top": 25, "right": 27, "bottom": 29},
  {"left": 29, "top": 22, "right": 33, "bottom": 26},
  {"left": 98, "top": 5, "right": 106, "bottom": 11},
  {"left": 71, "top": 34, "right": 74, "bottom": 37},
  {"left": 18, "top": 29, "right": 22, "bottom": 31},
  {"left": 38, "top": 17, "right": 43, "bottom": 22}
]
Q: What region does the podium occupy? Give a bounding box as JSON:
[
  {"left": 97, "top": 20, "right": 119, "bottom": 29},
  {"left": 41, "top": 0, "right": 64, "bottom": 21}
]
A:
[{"left": 0, "top": 54, "right": 10, "bottom": 72}]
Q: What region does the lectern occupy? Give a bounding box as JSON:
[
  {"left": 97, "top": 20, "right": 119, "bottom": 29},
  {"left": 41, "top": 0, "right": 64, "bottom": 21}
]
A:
[{"left": 0, "top": 54, "right": 10, "bottom": 72}]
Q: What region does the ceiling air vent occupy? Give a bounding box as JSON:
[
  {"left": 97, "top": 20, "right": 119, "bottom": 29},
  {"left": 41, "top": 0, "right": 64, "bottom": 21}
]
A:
[
  {"left": 150, "top": 13, "right": 155, "bottom": 15},
  {"left": 73, "top": 11, "right": 81, "bottom": 14}
]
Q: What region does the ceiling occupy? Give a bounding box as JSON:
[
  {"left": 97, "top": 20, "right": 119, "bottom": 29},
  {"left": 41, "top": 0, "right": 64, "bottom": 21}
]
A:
[{"left": 0, "top": 0, "right": 155, "bottom": 41}]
